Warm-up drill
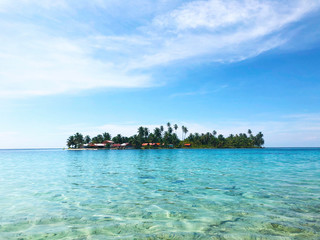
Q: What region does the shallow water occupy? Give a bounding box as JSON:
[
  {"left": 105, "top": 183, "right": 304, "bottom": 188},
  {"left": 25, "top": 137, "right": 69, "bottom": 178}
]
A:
[{"left": 0, "top": 148, "right": 319, "bottom": 239}]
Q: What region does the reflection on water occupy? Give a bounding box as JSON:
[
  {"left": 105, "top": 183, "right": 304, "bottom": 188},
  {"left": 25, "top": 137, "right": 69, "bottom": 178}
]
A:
[{"left": 0, "top": 148, "right": 319, "bottom": 239}]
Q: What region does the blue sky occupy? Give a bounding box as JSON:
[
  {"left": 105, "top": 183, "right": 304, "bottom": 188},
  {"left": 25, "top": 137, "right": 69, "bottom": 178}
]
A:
[{"left": 1, "top": 0, "right": 320, "bottom": 148}]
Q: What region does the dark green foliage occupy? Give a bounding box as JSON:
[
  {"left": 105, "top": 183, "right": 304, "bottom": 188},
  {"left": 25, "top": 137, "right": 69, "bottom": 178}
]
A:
[
  {"left": 185, "top": 129, "right": 263, "bottom": 148},
  {"left": 84, "top": 135, "right": 91, "bottom": 144},
  {"left": 102, "top": 132, "right": 111, "bottom": 141},
  {"left": 67, "top": 132, "right": 84, "bottom": 148},
  {"left": 112, "top": 134, "right": 128, "bottom": 144},
  {"left": 67, "top": 126, "right": 264, "bottom": 149}
]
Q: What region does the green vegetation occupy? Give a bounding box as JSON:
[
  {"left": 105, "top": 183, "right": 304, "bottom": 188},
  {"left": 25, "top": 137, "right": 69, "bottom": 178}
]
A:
[{"left": 67, "top": 123, "right": 264, "bottom": 149}]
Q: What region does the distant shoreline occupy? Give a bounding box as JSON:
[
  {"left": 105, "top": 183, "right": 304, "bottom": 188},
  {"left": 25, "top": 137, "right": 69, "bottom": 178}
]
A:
[
  {"left": 0, "top": 148, "right": 63, "bottom": 150},
  {"left": 1, "top": 147, "right": 320, "bottom": 150},
  {"left": 0, "top": 146, "right": 320, "bottom": 151},
  {"left": 64, "top": 147, "right": 320, "bottom": 150}
]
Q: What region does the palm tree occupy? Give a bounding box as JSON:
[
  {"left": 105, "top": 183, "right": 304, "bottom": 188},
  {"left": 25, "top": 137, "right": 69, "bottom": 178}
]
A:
[
  {"left": 167, "top": 122, "right": 171, "bottom": 128},
  {"left": 212, "top": 130, "right": 217, "bottom": 136},
  {"left": 144, "top": 127, "right": 149, "bottom": 140},
  {"left": 148, "top": 133, "right": 155, "bottom": 142},
  {"left": 248, "top": 129, "right": 253, "bottom": 141},
  {"left": 183, "top": 126, "right": 188, "bottom": 140},
  {"left": 254, "top": 132, "right": 264, "bottom": 147},
  {"left": 129, "top": 134, "right": 139, "bottom": 147},
  {"left": 172, "top": 133, "right": 179, "bottom": 146},
  {"left": 188, "top": 133, "right": 194, "bottom": 142},
  {"left": 217, "top": 134, "right": 225, "bottom": 148},
  {"left": 91, "top": 136, "right": 98, "bottom": 143},
  {"left": 174, "top": 124, "right": 178, "bottom": 133},
  {"left": 160, "top": 125, "right": 164, "bottom": 138},
  {"left": 84, "top": 135, "right": 91, "bottom": 144},
  {"left": 163, "top": 131, "right": 170, "bottom": 145},
  {"left": 112, "top": 134, "right": 123, "bottom": 144},
  {"left": 181, "top": 126, "right": 188, "bottom": 140},
  {"left": 181, "top": 126, "right": 185, "bottom": 140},
  {"left": 67, "top": 135, "right": 76, "bottom": 148},
  {"left": 138, "top": 126, "right": 144, "bottom": 138},
  {"left": 74, "top": 132, "right": 84, "bottom": 148},
  {"left": 103, "top": 132, "right": 111, "bottom": 141},
  {"left": 153, "top": 128, "right": 161, "bottom": 142},
  {"left": 96, "top": 134, "right": 104, "bottom": 143}
]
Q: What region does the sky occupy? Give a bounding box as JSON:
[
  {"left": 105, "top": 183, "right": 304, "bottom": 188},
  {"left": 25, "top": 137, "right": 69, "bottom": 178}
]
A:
[{"left": 0, "top": 0, "right": 320, "bottom": 148}]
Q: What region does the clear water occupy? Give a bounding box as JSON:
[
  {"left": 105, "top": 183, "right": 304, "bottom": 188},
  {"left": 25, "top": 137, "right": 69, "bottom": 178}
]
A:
[{"left": 0, "top": 148, "right": 319, "bottom": 239}]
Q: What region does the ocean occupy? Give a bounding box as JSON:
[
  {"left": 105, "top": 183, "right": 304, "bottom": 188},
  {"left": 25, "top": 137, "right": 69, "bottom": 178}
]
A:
[{"left": 0, "top": 148, "right": 319, "bottom": 239}]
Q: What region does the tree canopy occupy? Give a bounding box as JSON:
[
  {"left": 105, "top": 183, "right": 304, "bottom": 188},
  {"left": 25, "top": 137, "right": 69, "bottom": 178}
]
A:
[{"left": 66, "top": 124, "right": 264, "bottom": 149}]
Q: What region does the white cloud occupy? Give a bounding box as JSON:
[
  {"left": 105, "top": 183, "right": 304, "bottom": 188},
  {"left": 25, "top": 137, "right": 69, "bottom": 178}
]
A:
[
  {"left": 282, "top": 113, "right": 320, "bottom": 122},
  {"left": 0, "top": 24, "right": 152, "bottom": 98},
  {"left": 137, "top": 0, "right": 320, "bottom": 67},
  {"left": 154, "top": 0, "right": 319, "bottom": 31},
  {"left": 0, "top": 0, "right": 319, "bottom": 97},
  {"left": 0, "top": 0, "right": 68, "bottom": 12}
]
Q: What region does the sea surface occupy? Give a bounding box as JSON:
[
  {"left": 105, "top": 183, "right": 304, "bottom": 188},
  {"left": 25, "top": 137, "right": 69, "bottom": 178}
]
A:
[{"left": 0, "top": 148, "right": 319, "bottom": 239}]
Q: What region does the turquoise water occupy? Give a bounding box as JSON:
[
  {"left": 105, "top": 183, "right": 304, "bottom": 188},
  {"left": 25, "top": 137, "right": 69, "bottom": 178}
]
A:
[{"left": 0, "top": 148, "right": 319, "bottom": 239}]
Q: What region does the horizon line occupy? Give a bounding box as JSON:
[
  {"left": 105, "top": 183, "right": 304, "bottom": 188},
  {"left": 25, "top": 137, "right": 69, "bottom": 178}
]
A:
[{"left": 1, "top": 147, "right": 320, "bottom": 150}]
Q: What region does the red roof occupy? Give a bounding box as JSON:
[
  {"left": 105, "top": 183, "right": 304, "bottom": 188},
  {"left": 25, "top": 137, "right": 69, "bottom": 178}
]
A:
[
  {"left": 142, "top": 143, "right": 148, "bottom": 146},
  {"left": 184, "top": 143, "right": 191, "bottom": 146},
  {"left": 112, "top": 144, "right": 121, "bottom": 147}
]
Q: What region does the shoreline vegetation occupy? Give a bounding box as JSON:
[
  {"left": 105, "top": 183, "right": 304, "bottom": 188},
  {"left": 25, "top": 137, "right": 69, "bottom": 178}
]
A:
[{"left": 66, "top": 123, "right": 264, "bottom": 150}]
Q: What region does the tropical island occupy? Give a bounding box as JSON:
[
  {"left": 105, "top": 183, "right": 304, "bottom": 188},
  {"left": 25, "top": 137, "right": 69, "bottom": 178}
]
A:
[{"left": 66, "top": 123, "right": 264, "bottom": 149}]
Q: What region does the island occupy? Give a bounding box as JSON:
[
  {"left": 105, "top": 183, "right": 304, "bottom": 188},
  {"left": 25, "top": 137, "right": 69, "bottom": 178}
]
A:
[{"left": 66, "top": 123, "right": 264, "bottom": 150}]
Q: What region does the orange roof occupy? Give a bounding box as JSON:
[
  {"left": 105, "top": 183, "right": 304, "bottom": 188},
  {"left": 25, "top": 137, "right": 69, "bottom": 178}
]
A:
[
  {"left": 142, "top": 143, "right": 148, "bottom": 146},
  {"left": 184, "top": 143, "right": 191, "bottom": 146}
]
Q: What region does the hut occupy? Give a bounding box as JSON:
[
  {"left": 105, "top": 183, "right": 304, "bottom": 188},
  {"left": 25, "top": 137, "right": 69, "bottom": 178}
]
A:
[{"left": 111, "top": 143, "right": 121, "bottom": 149}]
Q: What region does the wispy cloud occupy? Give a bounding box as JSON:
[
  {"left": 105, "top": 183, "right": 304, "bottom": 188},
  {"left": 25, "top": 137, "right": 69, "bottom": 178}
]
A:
[
  {"left": 135, "top": 0, "right": 320, "bottom": 67},
  {"left": 170, "top": 84, "right": 228, "bottom": 98},
  {"left": 170, "top": 90, "right": 209, "bottom": 98},
  {"left": 282, "top": 113, "right": 320, "bottom": 121},
  {"left": 0, "top": 0, "right": 319, "bottom": 97},
  {"left": 0, "top": 24, "right": 153, "bottom": 97}
]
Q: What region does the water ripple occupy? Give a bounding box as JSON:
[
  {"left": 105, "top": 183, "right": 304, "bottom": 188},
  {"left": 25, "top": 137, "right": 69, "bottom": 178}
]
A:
[{"left": 0, "top": 148, "right": 319, "bottom": 239}]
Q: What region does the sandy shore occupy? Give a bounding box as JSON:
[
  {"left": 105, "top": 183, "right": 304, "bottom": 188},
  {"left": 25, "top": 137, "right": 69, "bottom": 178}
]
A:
[{"left": 66, "top": 148, "right": 98, "bottom": 151}]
